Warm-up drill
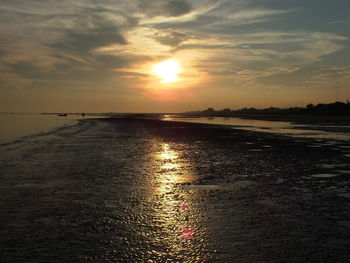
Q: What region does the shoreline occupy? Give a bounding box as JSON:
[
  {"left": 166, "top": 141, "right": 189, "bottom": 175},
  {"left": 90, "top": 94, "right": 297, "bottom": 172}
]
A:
[
  {"left": 1, "top": 113, "right": 350, "bottom": 149},
  {"left": 176, "top": 113, "right": 350, "bottom": 125}
]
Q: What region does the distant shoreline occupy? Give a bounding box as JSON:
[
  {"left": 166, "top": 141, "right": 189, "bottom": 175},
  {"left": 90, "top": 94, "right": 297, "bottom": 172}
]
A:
[{"left": 175, "top": 114, "right": 350, "bottom": 125}]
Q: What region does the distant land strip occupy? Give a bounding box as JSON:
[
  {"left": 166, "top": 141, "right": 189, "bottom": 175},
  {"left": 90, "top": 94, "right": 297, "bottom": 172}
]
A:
[{"left": 182, "top": 102, "right": 350, "bottom": 117}]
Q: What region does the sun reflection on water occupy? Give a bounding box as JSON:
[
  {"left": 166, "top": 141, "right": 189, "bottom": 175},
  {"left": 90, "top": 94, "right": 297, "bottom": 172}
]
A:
[
  {"left": 161, "top": 163, "right": 177, "bottom": 170},
  {"left": 159, "top": 144, "right": 177, "bottom": 161},
  {"left": 155, "top": 143, "right": 196, "bottom": 243}
]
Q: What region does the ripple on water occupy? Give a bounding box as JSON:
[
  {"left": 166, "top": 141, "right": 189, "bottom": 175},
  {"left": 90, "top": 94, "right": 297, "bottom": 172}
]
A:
[
  {"left": 338, "top": 193, "right": 350, "bottom": 198},
  {"left": 310, "top": 174, "right": 338, "bottom": 178},
  {"left": 308, "top": 144, "right": 323, "bottom": 148},
  {"left": 248, "top": 149, "right": 263, "bottom": 152},
  {"left": 336, "top": 170, "right": 350, "bottom": 175},
  {"left": 319, "top": 163, "right": 348, "bottom": 169},
  {"left": 337, "top": 221, "right": 350, "bottom": 228},
  {"left": 180, "top": 181, "right": 254, "bottom": 191},
  {"left": 324, "top": 141, "right": 340, "bottom": 145},
  {"left": 339, "top": 145, "right": 350, "bottom": 149}
]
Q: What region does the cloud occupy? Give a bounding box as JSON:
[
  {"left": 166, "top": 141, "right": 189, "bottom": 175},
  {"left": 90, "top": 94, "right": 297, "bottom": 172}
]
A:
[
  {"left": 255, "top": 66, "right": 350, "bottom": 90},
  {"left": 211, "top": 8, "right": 297, "bottom": 26},
  {"left": 0, "top": 0, "right": 349, "bottom": 111},
  {"left": 138, "top": 0, "right": 192, "bottom": 18},
  {"left": 328, "top": 19, "right": 350, "bottom": 25},
  {"left": 51, "top": 26, "right": 127, "bottom": 53},
  {"left": 165, "top": 0, "right": 192, "bottom": 17},
  {"left": 174, "top": 31, "right": 347, "bottom": 68},
  {"left": 140, "top": 1, "right": 223, "bottom": 25},
  {"left": 0, "top": 0, "right": 144, "bottom": 91},
  {"left": 154, "top": 30, "right": 191, "bottom": 46}
]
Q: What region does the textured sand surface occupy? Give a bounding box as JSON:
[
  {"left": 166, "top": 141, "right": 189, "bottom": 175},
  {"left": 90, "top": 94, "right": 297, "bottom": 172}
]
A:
[{"left": 1, "top": 118, "right": 350, "bottom": 262}]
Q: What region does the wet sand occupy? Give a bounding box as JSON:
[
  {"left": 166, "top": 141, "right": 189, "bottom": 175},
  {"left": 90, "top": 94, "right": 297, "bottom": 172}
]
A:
[{"left": 0, "top": 118, "right": 350, "bottom": 262}]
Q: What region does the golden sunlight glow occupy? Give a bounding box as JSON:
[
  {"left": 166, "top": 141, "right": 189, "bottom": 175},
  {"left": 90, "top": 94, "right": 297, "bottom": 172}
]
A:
[
  {"left": 159, "top": 143, "right": 177, "bottom": 160},
  {"left": 153, "top": 59, "right": 181, "bottom": 83},
  {"left": 153, "top": 142, "right": 199, "bottom": 243}
]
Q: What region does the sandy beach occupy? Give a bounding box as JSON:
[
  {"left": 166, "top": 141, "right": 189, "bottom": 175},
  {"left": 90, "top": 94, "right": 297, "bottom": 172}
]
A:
[{"left": 1, "top": 118, "right": 350, "bottom": 262}]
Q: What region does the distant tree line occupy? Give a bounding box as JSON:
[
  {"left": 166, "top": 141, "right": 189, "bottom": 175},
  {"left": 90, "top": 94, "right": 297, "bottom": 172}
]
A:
[{"left": 183, "top": 101, "right": 350, "bottom": 116}]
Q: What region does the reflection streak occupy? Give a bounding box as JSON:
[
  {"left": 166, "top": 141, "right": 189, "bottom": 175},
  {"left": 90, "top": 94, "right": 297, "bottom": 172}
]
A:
[{"left": 155, "top": 143, "right": 196, "bottom": 243}]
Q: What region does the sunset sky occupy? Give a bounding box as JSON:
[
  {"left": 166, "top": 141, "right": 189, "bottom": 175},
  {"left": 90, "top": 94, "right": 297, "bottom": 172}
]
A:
[{"left": 1, "top": 0, "right": 349, "bottom": 113}]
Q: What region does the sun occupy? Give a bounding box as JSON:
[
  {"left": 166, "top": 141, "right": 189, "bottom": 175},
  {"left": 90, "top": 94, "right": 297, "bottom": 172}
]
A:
[{"left": 152, "top": 59, "right": 181, "bottom": 83}]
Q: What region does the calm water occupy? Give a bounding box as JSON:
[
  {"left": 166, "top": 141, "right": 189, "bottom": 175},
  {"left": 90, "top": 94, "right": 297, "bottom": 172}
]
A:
[
  {"left": 0, "top": 114, "right": 104, "bottom": 144},
  {"left": 2, "top": 114, "right": 349, "bottom": 145},
  {"left": 165, "top": 116, "right": 350, "bottom": 140}
]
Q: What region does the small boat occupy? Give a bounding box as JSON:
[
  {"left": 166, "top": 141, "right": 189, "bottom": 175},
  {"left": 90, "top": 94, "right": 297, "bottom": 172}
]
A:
[{"left": 58, "top": 113, "right": 68, "bottom": 117}]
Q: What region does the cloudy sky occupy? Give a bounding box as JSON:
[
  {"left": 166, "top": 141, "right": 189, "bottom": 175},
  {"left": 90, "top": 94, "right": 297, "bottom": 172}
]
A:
[{"left": 1, "top": 0, "right": 349, "bottom": 112}]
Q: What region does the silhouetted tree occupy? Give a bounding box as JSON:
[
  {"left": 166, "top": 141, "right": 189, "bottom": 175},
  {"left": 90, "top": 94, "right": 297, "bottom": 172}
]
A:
[
  {"left": 307, "top": 104, "right": 314, "bottom": 109},
  {"left": 188, "top": 101, "right": 350, "bottom": 117},
  {"left": 203, "top": 108, "right": 216, "bottom": 115}
]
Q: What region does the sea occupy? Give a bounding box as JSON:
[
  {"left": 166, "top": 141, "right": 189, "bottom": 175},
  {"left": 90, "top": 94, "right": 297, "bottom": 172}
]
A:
[
  {"left": 165, "top": 115, "right": 350, "bottom": 141},
  {"left": 0, "top": 113, "right": 104, "bottom": 144},
  {"left": 1, "top": 113, "right": 350, "bottom": 145}
]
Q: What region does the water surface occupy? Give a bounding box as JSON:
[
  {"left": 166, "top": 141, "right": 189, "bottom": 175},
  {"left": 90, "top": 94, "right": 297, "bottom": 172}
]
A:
[
  {"left": 165, "top": 116, "right": 350, "bottom": 140},
  {"left": 0, "top": 113, "right": 104, "bottom": 144}
]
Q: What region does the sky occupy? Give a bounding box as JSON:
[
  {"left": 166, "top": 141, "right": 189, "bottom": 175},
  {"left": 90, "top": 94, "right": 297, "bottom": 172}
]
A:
[{"left": 0, "top": 0, "right": 350, "bottom": 113}]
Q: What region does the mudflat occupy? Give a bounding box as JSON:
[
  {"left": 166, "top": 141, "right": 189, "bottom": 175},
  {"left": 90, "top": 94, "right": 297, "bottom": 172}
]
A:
[{"left": 0, "top": 118, "right": 349, "bottom": 262}]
